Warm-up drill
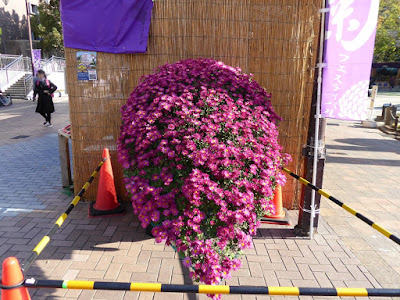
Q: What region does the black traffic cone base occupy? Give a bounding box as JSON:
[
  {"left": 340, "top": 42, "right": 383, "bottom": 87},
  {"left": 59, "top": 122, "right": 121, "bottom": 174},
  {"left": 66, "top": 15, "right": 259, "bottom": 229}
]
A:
[
  {"left": 260, "top": 208, "right": 291, "bottom": 225},
  {"left": 88, "top": 201, "right": 126, "bottom": 218}
]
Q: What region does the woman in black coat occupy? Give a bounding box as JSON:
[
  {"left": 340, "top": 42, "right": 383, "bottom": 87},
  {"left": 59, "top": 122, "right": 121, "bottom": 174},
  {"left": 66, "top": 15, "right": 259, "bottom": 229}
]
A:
[{"left": 34, "top": 69, "right": 57, "bottom": 127}]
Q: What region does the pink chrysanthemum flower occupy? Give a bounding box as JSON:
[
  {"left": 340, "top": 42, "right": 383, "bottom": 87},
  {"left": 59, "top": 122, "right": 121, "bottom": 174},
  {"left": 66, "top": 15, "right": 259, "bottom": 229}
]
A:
[{"left": 118, "top": 58, "right": 290, "bottom": 296}]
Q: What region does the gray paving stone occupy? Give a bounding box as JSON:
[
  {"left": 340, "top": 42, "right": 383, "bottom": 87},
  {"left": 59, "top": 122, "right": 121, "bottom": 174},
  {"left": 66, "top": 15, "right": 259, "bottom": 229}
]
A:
[
  {"left": 1, "top": 97, "right": 398, "bottom": 299},
  {"left": 322, "top": 118, "right": 400, "bottom": 285}
]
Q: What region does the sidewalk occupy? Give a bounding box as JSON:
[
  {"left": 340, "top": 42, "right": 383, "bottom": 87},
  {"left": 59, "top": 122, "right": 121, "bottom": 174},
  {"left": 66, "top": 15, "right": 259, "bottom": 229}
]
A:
[
  {"left": 0, "top": 97, "right": 70, "bottom": 217},
  {"left": 321, "top": 92, "right": 400, "bottom": 288},
  {"left": 0, "top": 97, "right": 399, "bottom": 299},
  {"left": 0, "top": 97, "right": 70, "bottom": 146},
  {"left": 322, "top": 119, "right": 400, "bottom": 289}
]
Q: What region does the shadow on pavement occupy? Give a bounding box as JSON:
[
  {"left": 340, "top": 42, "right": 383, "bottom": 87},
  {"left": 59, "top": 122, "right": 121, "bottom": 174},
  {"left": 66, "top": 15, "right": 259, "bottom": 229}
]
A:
[
  {"left": 9, "top": 203, "right": 152, "bottom": 299},
  {"left": 255, "top": 227, "right": 297, "bottom": 240},
  {"left": 326, "top": 156, "right": 400, "bottom": 166},
  {"left": 328, "top": 138, "right": 400, "bottom": 155}
]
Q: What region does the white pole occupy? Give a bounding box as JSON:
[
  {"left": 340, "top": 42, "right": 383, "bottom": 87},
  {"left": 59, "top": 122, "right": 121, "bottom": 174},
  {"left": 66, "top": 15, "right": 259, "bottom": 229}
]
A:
[
  {"left": 310, "top": 1, "right": 327, "bottom": 240},
  {"left": 367, "top": 85, "right": 378, "bottom": 120}
]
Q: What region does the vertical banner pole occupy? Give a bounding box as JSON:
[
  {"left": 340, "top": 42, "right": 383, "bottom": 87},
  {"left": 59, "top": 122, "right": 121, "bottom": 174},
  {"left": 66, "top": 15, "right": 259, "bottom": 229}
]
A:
[
  {"left": 25, "top": 0, "right": 35, "bottom": 76},
  {"left": 310, "top": 1, "right": 327, "bottom": 240},
  {"left": 367, "top": 85, "right": 378, "bottom": 120}
]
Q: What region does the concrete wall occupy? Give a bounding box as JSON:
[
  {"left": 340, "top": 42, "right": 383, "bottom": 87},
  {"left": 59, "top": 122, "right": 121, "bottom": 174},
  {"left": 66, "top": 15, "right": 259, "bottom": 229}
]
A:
[
  {"left": 48, "top": 72, "right": 65, "bottom": 95},
  {"left": 1, "top": 40, "right": 41, "bottom": 56}
]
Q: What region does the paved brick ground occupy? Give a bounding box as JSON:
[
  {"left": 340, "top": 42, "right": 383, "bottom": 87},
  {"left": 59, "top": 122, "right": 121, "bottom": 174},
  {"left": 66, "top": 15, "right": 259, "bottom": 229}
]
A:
[
  {"left": 0, "top": 97, "right": 70, "bottom": 146},
  {"left": 322, "top": 120, "right": 400, "bottom": 289},
  {"left": 0, "top": 97, "right": 399, "bottom": 299},
  {"left": 0, "top": 98, "right": 70, "bottom": 219}
]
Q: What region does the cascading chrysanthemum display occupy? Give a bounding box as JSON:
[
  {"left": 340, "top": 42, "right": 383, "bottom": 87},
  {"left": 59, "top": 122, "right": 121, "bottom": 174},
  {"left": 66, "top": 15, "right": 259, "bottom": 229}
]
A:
[{"left": 118, "top": 58, "right": 289, "bottom": 297}]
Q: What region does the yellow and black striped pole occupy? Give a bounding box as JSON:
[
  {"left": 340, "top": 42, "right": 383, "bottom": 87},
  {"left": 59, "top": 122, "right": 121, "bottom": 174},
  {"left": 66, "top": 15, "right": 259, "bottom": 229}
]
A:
[
  {"left": 21, "top": 158, "right": 106, "bottom": 272},
  {"left": 282, "top": 167, "right": 400, "bottom": 246},
  {"left": 23, "top": 279, "right": 400, "bottom": 297}
]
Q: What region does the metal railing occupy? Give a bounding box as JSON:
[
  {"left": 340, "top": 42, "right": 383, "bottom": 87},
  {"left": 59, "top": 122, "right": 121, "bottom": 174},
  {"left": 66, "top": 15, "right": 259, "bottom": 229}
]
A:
[
  {"left": 0, "top": 55, "right": 27, "bottom": 91},
  {"left": 1, "top": 55, "right": 66, "bottom": 97},
  {"left": 24, "top": 56, "right": 66, "bottom": 98},
  {"left": 24, "top": 74, "right": 34, "bottom": 98},
  {"left": 41, "top": 56, "right": 66, "bottom": 74},
  {"left": 0, "top": 54, "right": 23, "bottom": 68}
]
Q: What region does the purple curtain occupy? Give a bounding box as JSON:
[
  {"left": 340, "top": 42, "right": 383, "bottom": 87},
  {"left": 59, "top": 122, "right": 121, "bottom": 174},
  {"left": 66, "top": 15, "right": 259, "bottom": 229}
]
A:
[
  {"left": 60, "top": 0, "right": 153, "bottom": 54},
  {"left": 321, "top": 0, "right": 380, "bottom": 120}
]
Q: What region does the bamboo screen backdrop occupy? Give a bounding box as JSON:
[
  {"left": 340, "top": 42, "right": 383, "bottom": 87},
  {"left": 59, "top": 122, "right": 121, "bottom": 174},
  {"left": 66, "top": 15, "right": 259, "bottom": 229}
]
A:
[{"left": 65, "top": 0, "right": 322, "bottom": 208}]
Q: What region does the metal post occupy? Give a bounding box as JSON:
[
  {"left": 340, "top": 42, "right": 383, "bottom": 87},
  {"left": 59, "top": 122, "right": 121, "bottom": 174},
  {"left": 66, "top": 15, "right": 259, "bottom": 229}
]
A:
[
  {"left": 295, "top": 116, "right": 326, "bottom": 237},
  {"left": 309, "top": 1, "right": 327, "bottom": 240},
  {"left": 367, "top": 85, "right": 378, "bottom": 120},
  {"left": 25, "top": 0, "right": 35, "bottom": 76},
  {"left": 295, "top": 0, "right": 327, "bottom": 237}
]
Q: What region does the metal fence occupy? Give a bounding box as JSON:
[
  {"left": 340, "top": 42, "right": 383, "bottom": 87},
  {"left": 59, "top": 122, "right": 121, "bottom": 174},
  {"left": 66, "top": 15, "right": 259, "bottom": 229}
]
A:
[
  {"left": 1, "top": 55, "right": 66, "bottom": 95},
  {"left": 0, "top": 54, "right": 23, "bottom": 69},
  {"left": 42, "top": 56, "right": 66, "bottom": 74},
  {"left": 0, "top": 55, "right": 27, "bottom": 91}
]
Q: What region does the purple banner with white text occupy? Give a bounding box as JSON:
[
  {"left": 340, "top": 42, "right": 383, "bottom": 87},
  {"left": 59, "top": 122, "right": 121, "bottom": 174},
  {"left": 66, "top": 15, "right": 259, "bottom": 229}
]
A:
[
  {"left": 32, "top": 49, "right": 41, "bottom": 75},
  {"left": 321, "top": 0, "right": 380, "bottom": 120}
]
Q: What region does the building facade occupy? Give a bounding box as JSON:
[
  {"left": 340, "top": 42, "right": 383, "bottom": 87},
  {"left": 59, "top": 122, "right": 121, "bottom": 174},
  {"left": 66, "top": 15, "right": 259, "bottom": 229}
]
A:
[
  {"left": 0, "top": 0, "right": 40, "bottom": 55},
  {"left": 0, "top": 0, "right": 40, "bottom": 19}
]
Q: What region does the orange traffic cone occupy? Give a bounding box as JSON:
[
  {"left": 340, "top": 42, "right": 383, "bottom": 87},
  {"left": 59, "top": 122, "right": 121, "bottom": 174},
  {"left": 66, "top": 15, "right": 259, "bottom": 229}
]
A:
[
  {"left": 261, "top": 185, "right": 291, "bottom": 225},
  {"left": 89, "top": 148, "right": 125, "bottom": 218},
  {"left": 1, "top": 257, "right": 31, "bottom": 300}
]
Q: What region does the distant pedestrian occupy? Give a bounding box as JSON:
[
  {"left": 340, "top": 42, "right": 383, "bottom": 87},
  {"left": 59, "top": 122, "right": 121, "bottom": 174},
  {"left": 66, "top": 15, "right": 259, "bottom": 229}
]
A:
[
  {"left": 32, "top": 72, "right": 40, "bottom": 101},
  {"left": 34, "top": 70, "right": 57, "bottom": 127}
]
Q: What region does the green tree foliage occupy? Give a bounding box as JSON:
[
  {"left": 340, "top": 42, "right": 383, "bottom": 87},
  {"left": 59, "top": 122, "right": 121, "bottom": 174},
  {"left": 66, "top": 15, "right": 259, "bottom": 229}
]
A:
[
  {"left": 31, "top": 0, "right": 64, "bottom": 55},
  {"left": 374, "top": 0, "right": 400, "bottom": 62}
]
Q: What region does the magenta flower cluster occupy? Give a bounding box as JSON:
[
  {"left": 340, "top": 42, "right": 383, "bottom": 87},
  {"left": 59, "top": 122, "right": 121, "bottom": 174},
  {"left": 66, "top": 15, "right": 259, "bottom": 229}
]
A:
[{"left": 118, "top": 58, "right": 289, "bottom": 296}]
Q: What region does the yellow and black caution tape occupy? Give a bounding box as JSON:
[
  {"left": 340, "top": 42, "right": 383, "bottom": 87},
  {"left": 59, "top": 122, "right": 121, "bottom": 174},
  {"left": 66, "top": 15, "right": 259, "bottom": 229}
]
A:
[
  {"left": 282, "top": 168, "right": 400, "bottom": 246},
  {"left": 21, "top": 158, "right": 107, "bottom": 272},
  {"left": 23, "top": 279, "right": 400, "bottom": 297}
]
